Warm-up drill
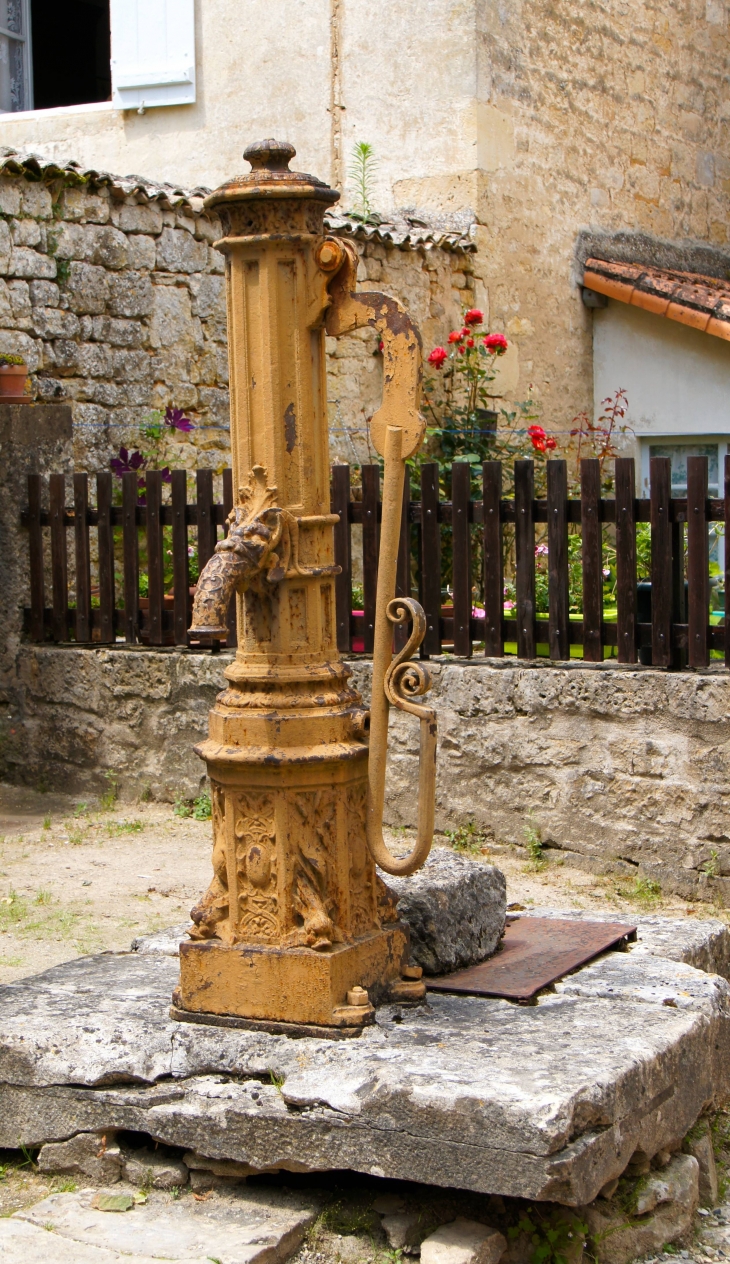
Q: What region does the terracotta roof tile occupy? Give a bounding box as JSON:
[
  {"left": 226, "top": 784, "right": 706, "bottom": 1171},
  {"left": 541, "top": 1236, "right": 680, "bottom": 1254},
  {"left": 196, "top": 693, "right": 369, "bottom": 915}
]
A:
[
  {"left": 583, "top": 257, "right": 730, "bottom": 341},
  {"left": 0, "top": 148, "right": 476, "bottom": 254}
]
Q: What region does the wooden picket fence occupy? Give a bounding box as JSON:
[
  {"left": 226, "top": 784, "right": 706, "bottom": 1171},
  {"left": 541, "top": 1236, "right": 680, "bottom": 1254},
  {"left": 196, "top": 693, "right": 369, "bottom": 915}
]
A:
[{"left": 21, "top": 455, "right": 730, "bottom": 669}]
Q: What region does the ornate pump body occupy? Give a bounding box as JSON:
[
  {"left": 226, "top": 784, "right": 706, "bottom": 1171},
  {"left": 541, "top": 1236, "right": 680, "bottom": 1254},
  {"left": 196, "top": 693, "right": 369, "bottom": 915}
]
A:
[{"left": 174, "top": 140, "right": 437, "bottom": 1034}]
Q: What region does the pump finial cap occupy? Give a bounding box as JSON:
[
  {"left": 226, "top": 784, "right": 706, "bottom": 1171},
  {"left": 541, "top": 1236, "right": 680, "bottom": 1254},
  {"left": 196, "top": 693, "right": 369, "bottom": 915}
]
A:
[{"left": 243, "top": 139, "right": 296, "bottom": 173}]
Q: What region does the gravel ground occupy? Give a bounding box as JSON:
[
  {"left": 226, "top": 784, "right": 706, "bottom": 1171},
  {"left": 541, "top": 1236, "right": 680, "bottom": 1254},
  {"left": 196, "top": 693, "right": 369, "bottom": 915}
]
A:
[{"left": 0, "top": 781, "right": 725, "bottom": 987}]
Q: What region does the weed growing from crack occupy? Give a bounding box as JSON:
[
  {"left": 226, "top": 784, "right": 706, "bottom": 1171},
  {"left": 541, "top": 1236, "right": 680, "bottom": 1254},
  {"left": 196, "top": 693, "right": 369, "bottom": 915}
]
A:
[
  {"left": 445, "top": 821, "right": 489, "bottom": 856},
  {"left": 100, "top": 772, "right": 118, "bottom": 812},
  {"left": 523, "top": 813, "right": 546, "bottom": 870}
]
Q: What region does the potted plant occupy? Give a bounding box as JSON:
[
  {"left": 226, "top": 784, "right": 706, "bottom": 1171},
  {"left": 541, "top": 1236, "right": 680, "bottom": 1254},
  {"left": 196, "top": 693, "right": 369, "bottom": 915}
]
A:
[{"left": 0, "top": 353, "right": 29, "bottom": 401}]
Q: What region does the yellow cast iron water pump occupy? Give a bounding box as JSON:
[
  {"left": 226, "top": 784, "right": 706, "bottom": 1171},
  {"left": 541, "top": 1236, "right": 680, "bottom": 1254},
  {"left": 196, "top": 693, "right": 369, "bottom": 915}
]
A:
[{"left": 171, "top": 140, "right": 437, "bottom": 1035}]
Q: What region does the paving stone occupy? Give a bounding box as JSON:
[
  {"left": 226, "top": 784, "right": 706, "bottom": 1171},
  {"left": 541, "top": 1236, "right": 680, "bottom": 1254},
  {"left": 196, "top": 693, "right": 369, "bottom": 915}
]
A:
[
  {"left": 382, "top": 1211, "right": 423, "bottom": 1249},
  {"left": 0, "top": 943, "right": 727, "bottom": 1204},
  {"left": 380, "top": 850, "right": 506, "bottom": 974},
  {"left": 121, "top": 1146, "right": 189, "bottom": 1190},
  {"left": 582, "top": 1154, "right": 699, "bottom": 1264},
  {"left": 14, "top": 1187, "right": 318, "bottom": 1263},
  {"left": 38, "top": 1129, "right": 122, "bottom": 1184},
  {"left": 420, "top": 1218, "right": 507, "bottom": 1264},
  {"left": 0, "top": 1217, "right": 168, "bottom": 1264},
  {"left": 132, "top": 923, "right": 188, "bottom": 954},
  {"left": 685, "top": 1124, "right": 719, "bottom": 1207}
]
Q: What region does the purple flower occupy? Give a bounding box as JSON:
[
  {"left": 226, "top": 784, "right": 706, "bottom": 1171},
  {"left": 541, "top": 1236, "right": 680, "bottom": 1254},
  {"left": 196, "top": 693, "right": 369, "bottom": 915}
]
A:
[
  {"left": 111, "top": 446, "right": 147, "bottom": 477},
  {"left": 159, "top": 466, "right": 172, "bottom": 484},
  {"left": 165, "top": 406, "right": 194, "bottom": 433}
]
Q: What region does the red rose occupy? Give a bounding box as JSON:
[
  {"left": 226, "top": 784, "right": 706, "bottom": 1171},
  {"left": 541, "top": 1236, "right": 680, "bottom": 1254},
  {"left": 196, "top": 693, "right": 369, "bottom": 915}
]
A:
[
  {"left": 466, "top": 337, "right": 474, "bottom": 347},
  {"left": 464, "top": 308, "right": 483, "bottom": 326},
  {"left": 447, "top": 331, "right": 462, "bottom": 344},
  {"left": 531, "top": 435, "right": 547, "bottom": 453},
  {"left": 459, "top": 346, "right": 466, "bottom": 355},
  {"left": 527, "top": 425, "right": 546, "bottom": 440},
  {"left": 545, "top": 436, "right": 557, "bottom": 451},
  {"left": 461, "top": 327, "right": 470, "bottom": 337},
  {"left": 484, "top": 332, "right": 508, "bottom": 355},
  {"left": 378, "top": 340, "right": 384, "bottom": 352},
  {"left": 428, "top": 346, "right": 448, "bottom": 369}
]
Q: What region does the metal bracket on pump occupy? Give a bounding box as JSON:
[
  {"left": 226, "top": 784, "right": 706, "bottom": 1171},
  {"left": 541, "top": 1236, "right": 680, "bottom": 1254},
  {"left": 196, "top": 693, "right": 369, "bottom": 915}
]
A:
[{"left": 324, "top": 239, "right": 437, "bottom": 878}]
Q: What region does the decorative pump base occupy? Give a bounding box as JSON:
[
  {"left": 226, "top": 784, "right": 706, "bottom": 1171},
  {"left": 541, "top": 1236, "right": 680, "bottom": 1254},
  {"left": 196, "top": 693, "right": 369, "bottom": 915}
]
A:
[{"left": 173, "top": 139, "right": 434, "bottom": 1033}]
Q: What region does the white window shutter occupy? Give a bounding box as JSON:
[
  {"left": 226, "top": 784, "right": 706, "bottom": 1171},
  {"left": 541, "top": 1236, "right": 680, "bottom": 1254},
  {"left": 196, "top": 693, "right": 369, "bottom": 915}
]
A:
[{"left": 110, "top": 0, "right": 196, "bottom": 111}]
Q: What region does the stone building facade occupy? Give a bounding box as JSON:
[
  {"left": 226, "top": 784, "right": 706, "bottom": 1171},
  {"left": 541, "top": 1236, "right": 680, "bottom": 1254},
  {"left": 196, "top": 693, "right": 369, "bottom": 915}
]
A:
[
  {"left": 0, "top": 0, "right": 724, "bottom": 443},
  {"left": 0, "top": 153, "right": 477, "bottom": 475}
]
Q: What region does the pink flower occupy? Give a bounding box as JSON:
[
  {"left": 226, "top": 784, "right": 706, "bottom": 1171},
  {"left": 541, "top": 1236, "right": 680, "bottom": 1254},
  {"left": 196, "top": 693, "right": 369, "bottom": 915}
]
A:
[
  {"left": 428, "top": 346, "right": 448, "bottom": 368},
  {"left": 535, "top": 544, "right": 549, "bottom": 556},
  {"left": 504, "top": 599, "right": 515, "bottom": 611},
  {"left": 464, "top": 308, "right": 483, "bottom": 326},
  {"left": 484, "top": 332, "right": 508, "bottom": 355}
]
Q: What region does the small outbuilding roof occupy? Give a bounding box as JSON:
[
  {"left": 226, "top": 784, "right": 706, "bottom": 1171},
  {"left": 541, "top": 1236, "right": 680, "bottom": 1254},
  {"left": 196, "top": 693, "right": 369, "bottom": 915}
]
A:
[
  {"left": 583, "top": 257, "right": 730, "bottom": 342},
  {"left": 0, "top": 147, "right": 476, "bottom": 253}
]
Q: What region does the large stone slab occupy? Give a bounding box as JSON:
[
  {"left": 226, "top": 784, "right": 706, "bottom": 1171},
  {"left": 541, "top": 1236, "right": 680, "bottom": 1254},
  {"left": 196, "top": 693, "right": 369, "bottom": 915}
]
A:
[
  {"left": 1, "top": 930, "right": 728, "bottom": 1206},
  {"left": 3, "top": 1186, "right": 317, "bottom": 1264},
  {"left": 382, "top": 850, "right": 506, "bottom": 974}
]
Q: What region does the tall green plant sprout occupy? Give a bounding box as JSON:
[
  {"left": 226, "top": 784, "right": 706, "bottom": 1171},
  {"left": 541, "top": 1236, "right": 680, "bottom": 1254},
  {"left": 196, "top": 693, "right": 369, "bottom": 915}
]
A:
[{"left": 348, "top": 142, "right": 381, "bottom": 224}]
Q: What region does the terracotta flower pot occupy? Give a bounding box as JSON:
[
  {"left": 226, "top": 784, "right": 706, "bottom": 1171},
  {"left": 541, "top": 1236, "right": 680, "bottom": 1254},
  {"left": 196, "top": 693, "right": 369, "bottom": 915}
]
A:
[{"left": 0, "top": 362, "right": 29, "bottom": 401}]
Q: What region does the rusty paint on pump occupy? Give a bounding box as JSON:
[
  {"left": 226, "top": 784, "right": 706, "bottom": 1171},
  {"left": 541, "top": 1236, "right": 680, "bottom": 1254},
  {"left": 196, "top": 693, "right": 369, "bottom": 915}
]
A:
[{"left": 176, "top": 139, "right": 436, "bottom": 1030}]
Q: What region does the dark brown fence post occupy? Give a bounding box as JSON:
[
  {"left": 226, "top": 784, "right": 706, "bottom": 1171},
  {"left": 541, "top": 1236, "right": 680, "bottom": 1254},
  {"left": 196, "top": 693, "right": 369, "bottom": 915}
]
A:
[
  {"left": 97, "top": 472, "right": 115, "bottom": 645},
  {"left": 28, "top": 472, "right": 44, "bottom": 642},
  {"left": 419, "top": 462, "right": 441, "bottom": 658},
  {"left": 581, "top": 458, "right": 602, "bottom": 662},
  {"left": 451, "top": 461, "right": 472, "bottom": 658},
  {"left": 687, "top": 455, "right": 709, "bottom": 669},
  {"left": 146, "top": 470, "right": 164, "bottom": 647},
  {"left": 725, "top": 455, "right": 730, "bottom": 669},
  {"left": 615, "top": 457, "right": 637, "bottom": 663},
  {"left": 547, "top": 459, "right": 570, "bottom": 660},
  {"left": 650, "top": 456, "right": 672, "bottom": 668},
  {"left": 361, "top": 464, "right": 380, "bottom": 655},
  {"left": 482, "top": 460, "right": 503, "bottom": 657},
  {"left": 171, "top": 469, "right": 189, "bottom": 647},
  {"left": 222, "top": 468, "right": 237, "bottom": 648},
  {"left": 49, "top": 473, "right": 68, "bottom": 642},
  {"left": 196, "top": 469, "right": 216, "bottom": 572},
  {"left": 394, "top": 472, "right": 411, "bottom": 652},
  {"left": 73, "top": 472, "right": 91, "bottom": 643},
  {"left": 122, "top": 472, "right": 139, "bottom": 644},
  {"left": 515, "top": 459, "right": 536, "bottom": 659},
  {"left": 331, "top": 463, "right": 352, "bottom": 653}
]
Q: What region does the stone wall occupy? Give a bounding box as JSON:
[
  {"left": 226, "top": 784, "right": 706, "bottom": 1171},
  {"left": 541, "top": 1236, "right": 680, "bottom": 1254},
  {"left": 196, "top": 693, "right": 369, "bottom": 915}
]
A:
[
  {"left": 4, "top": 642, "right": 730, "bottom": 905},
  {"left": 0, "top": 157, "right": 476, "bottom": 475}
]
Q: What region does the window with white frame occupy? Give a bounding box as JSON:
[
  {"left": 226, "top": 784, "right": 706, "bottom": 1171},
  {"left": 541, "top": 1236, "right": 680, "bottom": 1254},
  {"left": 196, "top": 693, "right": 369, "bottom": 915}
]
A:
[{"left": 0, "top": 0, "right": 195, "bottom": 114}]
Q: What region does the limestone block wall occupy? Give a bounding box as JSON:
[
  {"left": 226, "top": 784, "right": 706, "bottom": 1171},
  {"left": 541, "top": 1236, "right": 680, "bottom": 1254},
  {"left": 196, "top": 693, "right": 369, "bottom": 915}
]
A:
[
  {"left": 0, "top": 160, "right": 475, "bottom": 476},
  {"left": 4, "top": 644, "right": 730, "bottom": 905}
]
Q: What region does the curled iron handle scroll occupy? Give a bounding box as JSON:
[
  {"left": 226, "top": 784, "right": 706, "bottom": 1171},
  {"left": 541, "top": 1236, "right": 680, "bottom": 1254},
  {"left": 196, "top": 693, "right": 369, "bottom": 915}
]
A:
[{"left": 366, "top": 596, "right": 437, "bottom": 878}]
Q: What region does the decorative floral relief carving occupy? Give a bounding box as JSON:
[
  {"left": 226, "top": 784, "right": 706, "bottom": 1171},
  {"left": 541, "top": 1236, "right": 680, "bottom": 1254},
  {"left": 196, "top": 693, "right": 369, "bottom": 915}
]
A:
[
  {"left": 285, "top": 790, "right": 344, "bottom": 951},
  {"left": 346, "top": 781, "right": 379, "bottom": 937},
  {"left": 233, "top": 792, "right": 279, "bottom": 943},
  {"left": 188, "top": 782, "right": 231, "bottom": 941}
]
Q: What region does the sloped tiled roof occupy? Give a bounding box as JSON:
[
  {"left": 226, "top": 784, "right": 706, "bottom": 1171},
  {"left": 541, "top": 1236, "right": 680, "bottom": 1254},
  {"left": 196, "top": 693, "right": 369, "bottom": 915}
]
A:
[
  {"left": 583, "top": 256, "right": 730, "bottom": 341},
  {"left": 0, "top": 148, "right": 476, "bottom": 252}
]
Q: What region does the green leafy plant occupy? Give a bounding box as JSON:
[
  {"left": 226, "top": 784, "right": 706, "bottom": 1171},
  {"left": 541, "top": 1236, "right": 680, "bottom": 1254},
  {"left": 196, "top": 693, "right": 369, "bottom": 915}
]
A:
[
  {"left": 702, "top": 849, "right": 720, "bottom": 878},
  {"left": 193, "top": 792, "right": 212, "bottom": 821},
  {"left": 524, "top": 812, "right": 545, "bottom": 868},
  {"left": 0, "top": 353, "right": 25, "bottom": 366},
  {"left": 100, "top": 771, "right": 118, "bottom": 811},
  {"left": 633, "top": 875, "right": 662, "bottom": 904},
  {"left": 269, "top": 1069, "right": 285, "bottom": 1091},
  {"left": 42, "top": 814, "right": 51, "bottom": 830},
  {"left": 348, "top": 142, "right": 380, "bottom": 224},
  {"left": 107, "top": 819, "right": 144, "bottom": 836},
  {"left": 508, "top": 1208, "right": 587, "bottom": 1264},
  {"left": 445, "top": 821, "right": 488, "bottom": 855}
]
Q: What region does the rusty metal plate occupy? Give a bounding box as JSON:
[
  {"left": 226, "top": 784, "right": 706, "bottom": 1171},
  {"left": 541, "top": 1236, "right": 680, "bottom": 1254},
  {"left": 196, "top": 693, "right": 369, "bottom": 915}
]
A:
[{"left": 426, "top": 917, "right": 637, "bottom": 1002}]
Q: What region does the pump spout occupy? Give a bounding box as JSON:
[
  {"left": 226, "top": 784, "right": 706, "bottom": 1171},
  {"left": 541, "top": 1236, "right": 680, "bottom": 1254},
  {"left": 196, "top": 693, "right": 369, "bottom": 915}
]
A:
[{"left": 188, "top": 464, "right": 283, "bottom": 638}]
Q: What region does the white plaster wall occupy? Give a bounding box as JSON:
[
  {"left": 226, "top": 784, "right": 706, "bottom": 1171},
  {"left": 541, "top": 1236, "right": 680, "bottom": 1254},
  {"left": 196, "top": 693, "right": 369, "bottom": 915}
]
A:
[
  {"left": 593, "top": 302, "right": 730, "bottom": 438},
  {"left": 0, "top": 0, "right": 334, "bottom": 191}
]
